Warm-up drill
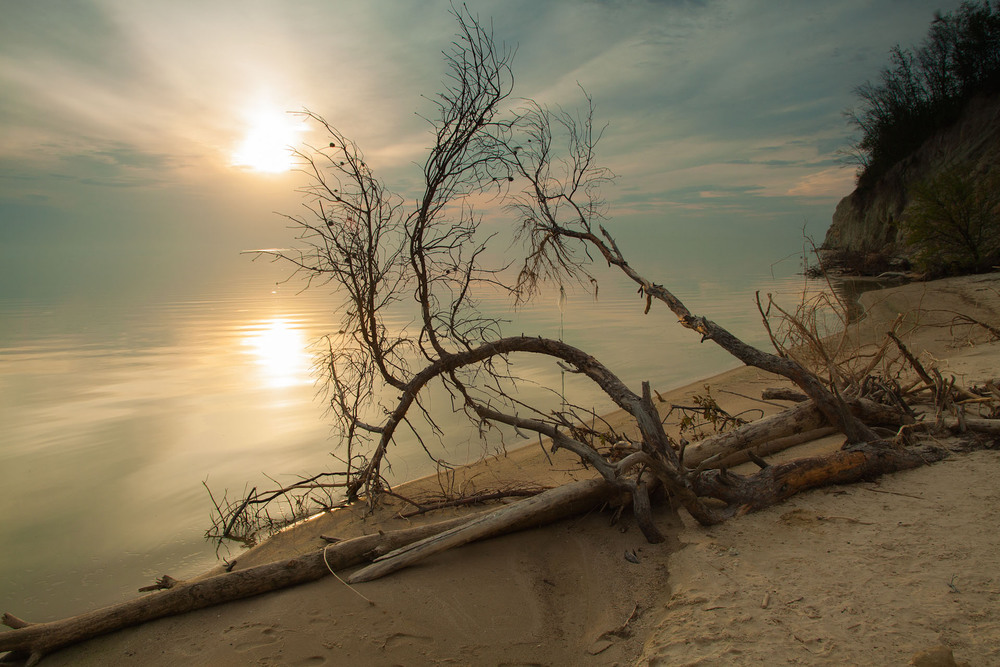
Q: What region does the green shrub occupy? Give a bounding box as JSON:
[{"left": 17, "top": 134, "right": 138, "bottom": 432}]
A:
[{"left": 905, "top": 167, "right": 1000, "bottom": 274}]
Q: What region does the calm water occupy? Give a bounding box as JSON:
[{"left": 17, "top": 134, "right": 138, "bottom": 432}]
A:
[{"left": 0, "top": 251, "right": 826, "bottom": 622}]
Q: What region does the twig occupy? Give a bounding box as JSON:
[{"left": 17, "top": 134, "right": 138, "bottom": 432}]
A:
[
  {"left": 323, "top": 544, "right": 375, "bottom": 606},
  {"left": 138, "top": 575, "right": 181, "bottom": 592},
  {"left": 397, "top": 487, "right": 548, "bottom": 518},
  {"left": 887, "top": 331, "right": 933, "bottom": 386},
  {"left": 863, "top": 486, "right": 924, "bottom": 500},
  {"left": 598, "top": 603, "right": 641, "bottom": 640}
]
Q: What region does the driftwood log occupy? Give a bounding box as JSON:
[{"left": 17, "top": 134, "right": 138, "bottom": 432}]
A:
[
  {"left": 349, "top": 477, "right": 616, "bottom": 583},
  {"left": 0, "top": 479, "right": 617, "bottom": 665},
  {"left": 690, "top": 439, "right": 949, "bottom": 511},
  {"left": 684, "top": 396, "right": 913, "bottom": 470}
]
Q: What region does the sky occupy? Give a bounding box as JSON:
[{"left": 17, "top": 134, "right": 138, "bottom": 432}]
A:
[{"left": 0, "top": 0, "right": 969, "bottom": 297}]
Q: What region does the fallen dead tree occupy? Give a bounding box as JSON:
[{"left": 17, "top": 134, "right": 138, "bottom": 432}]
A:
[
  {"left": 0, "top": 426, "right": 969, "bottom": 663},
  {"left": 2, "top": 400, "right": 987, "bottom": 662},
  {"left": 211, "top": 8, "right": 998, "bottom": 544}
]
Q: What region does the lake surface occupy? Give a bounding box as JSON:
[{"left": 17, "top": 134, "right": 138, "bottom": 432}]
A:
[{"left": 0, "top": 249, "right": 830, "bottom": 622}]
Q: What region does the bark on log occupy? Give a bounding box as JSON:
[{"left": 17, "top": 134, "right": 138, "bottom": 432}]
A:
[
  {"left": 761, "top": 387, "right": 809, "bottom": 402},
  {"left": 713, "top": 426, "right": 839, "bottom": 469},
  {"left": 0, "top": 513, "right": 488, "bottom": 665},
  {"left": 945, "top": 417, "right": 1000, "bottom": 435},
  {"left": 1, "top": 479, "right": 618, "bottom": 664},
  {"left": 684, "top": 397, "right": 912, "bottom": 470},
  {"left": 691, "top": 440, "right": 948, "bottom": 512},
  {"left": 348, "top": 478, "right": 617, "bottom": 583}
]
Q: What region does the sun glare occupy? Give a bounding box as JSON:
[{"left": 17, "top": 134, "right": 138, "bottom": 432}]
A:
[
  {"left": 242, "top": 318, "right": 311, "bottom": 389},
  {"left": 232, "top": 107, "right": 306, "bottom": 173}
]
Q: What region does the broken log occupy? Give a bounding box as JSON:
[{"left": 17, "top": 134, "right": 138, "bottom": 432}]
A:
[
  {"left": 684, "top": 396, "right": 912, "bottom": 470},
  {"left": 691, "top": 439, "right": 949, "bottom": 512},
  {"left": 349, "top": 477, "right": 617, "bottom": 584},
  {"left": 0, "top": 513, "right": 484, "bottom": 664},
  {"left": 0, "top": 479, "right": 617, "bottom": 665}
]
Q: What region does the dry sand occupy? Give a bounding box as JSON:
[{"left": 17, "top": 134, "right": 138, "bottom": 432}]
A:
[{"left": 12, "top": 272, "right": 1000, "bottom": 666}]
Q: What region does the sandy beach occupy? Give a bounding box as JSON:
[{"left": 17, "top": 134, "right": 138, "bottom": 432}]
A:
[{"left": 9, "top": 272, "right": 1000, "bottom": 666}]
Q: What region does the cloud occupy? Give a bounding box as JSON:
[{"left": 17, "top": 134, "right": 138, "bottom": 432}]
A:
[
  {"left": 58, "top": 146, "right": 177, "bottom": 188},
  {"left": 0, "top": 0, "right": 973, "bottom": 256},
  {"left": 0, "top": 141, "right": 178, "bottom": 198},
  {"left": 786, "top": 166, "right": 858, "bottom": 199}
]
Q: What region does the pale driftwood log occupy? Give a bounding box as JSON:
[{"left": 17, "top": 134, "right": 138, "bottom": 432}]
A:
[
  {"left": 684, "top": 397, "right": 910, "bottom": 470},
  {"left": 945, "top": 417, "right": 1000, "bottom": 435},
  {"left": 685, "top": 400, "right": 824, "bottom": 470},
  {"left": 1, "top": 479, "right": 617, "bottom": 665},
  {"left": 713, "top": 426, "right": 839, "bottom": 469},
  {"left": 349, "top": 478, "right": 617, "bottom": 584},
  {"left": 761, "top": 387, "right": 809, "bottom": 402},
  {"left": 0, "top": 514, "right": 488, "bottom": 665}
]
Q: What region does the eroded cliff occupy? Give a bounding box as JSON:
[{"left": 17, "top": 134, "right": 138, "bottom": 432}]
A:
[{"left": 821, "top": 93, "right": 1000, "bottom": 273}]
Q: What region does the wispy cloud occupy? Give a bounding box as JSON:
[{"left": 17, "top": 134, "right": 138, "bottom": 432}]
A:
[{"left": 0, "top": 0, "right": 970, "bottom": 254}]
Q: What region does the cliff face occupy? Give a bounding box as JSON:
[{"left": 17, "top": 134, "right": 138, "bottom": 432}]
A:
[{"left": 821, "top": 94, "right": 1000, "bottom": 271}]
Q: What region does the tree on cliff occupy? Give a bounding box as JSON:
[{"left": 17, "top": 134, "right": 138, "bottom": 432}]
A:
[
  {"left": 907, "top": 166, "right": 1000, "bottom": 273},
  {"left": 846, "top": 0, "right": 1000, "bottom": 188}
]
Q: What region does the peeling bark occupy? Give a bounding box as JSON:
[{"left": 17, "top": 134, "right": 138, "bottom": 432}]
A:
[
  {"left": 691, "top": 440, "right": 949, "bottom": 512},
  {"left": 685, "top": 396, "right": 913, "bottom": 470}
]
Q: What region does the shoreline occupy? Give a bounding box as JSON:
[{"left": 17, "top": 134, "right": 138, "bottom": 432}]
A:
[{"left": 22, "top": 271, "right": 1000, "bottom": 666}]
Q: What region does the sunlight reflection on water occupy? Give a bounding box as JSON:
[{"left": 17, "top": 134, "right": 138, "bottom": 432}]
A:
[{"left": 240, "top": 317, "right": 313, "bottom": 390}]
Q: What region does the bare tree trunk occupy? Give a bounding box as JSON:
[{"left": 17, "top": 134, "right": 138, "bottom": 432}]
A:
[
  {"left": 684, "top": 396, "right": 913, "bottom": 469},
  {"left": 0, "top": 480, "right": 617, "bottom": 664},
  {"left": 0, "top": 515, "right": 482, "bottom": 665},
  {"left": 349, "top": 478, "right": 617, "bottom": 583},
  {"left": 690, "top": 440, "right": 949, "bottom": 511}
]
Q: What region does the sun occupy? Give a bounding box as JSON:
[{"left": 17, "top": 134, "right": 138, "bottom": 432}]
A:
[{"left": 232, "top": 107, "right": 306, "bottom": 173}]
